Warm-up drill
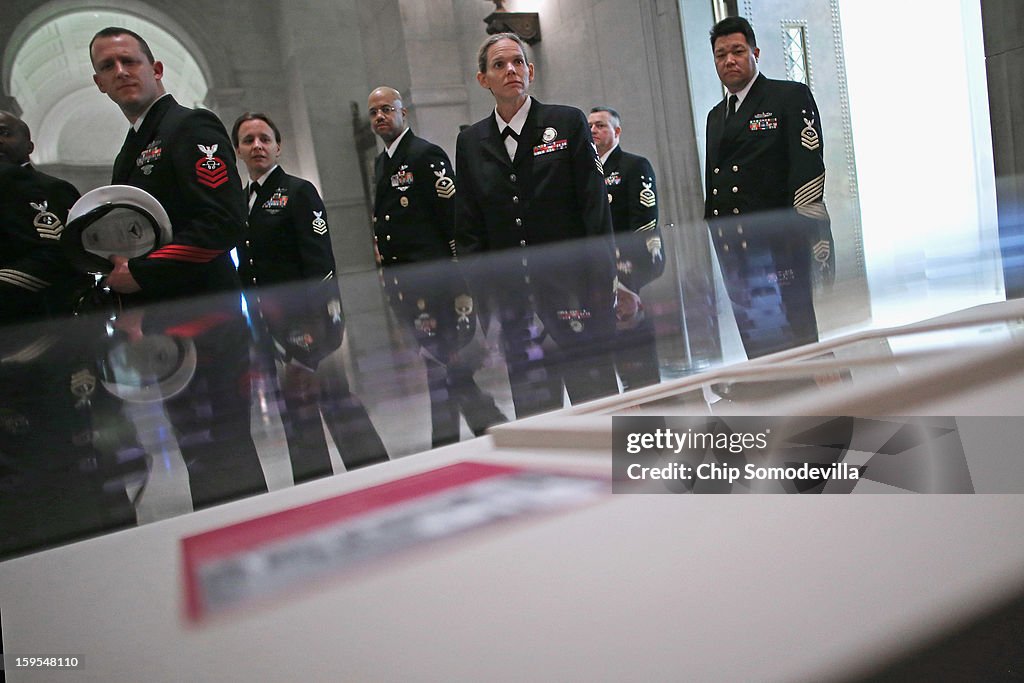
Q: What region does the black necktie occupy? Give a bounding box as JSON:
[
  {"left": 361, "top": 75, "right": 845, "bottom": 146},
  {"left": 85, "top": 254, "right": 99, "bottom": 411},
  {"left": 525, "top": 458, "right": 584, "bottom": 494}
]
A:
[
  {"left": 727, "top": 94, "right": 738, "bottom": 120},
  {"left": 247, "top": 182, "right": 260, "bottom": 212},
  {"left": 501, "top": 126, "right": 519, "bottom": 161}
]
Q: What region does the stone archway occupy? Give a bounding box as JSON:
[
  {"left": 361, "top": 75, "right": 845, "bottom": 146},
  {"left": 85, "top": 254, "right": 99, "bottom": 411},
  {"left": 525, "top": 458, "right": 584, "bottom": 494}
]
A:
[{"left": 2, "top": 1, "right": 215, "bottom": 189}]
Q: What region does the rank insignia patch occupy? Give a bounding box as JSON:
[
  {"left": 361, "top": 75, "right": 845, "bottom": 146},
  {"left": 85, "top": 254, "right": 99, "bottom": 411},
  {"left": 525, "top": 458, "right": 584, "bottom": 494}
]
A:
[
  {"left": 30, "top": 201, "right": 63, "bottom": 240},
  {"left": 195, "top": 144, "right": 229, "bottom": 188},
  {"left": 640, "top": 181, "right": 656, "bottom": 208},
  {"left": 454, "top": 294, "right": 473, "bottom": 329},
  {"left": 434, "top": 168, "right": 455, "bottom": 199},
  {"left": 813, "top": 239, "right": 831, "bottom": 267},
  {"left": 312, "top": 210, "right": 327, "bottom": 235},
  {"left": 800, "top": 117, "right": 820, "bottom": 151},
  {"left": 70, "top": 368, "right": 96, "bottom": 407},
  {"left": 646, "top": 236, "right": 663, "bottom": 262}
]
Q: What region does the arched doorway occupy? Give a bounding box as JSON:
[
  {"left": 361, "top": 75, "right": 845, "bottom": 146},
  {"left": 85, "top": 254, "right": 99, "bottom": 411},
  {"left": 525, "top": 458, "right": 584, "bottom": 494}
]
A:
[{"left": 4, "top": 5, "right": 209, "bottom": 191}]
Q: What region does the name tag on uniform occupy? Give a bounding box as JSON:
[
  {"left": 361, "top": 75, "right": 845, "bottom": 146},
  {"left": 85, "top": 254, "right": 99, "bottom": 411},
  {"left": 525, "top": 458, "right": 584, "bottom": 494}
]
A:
[{"left": 533, "top": 139, "right": 568, "bottom": 156}]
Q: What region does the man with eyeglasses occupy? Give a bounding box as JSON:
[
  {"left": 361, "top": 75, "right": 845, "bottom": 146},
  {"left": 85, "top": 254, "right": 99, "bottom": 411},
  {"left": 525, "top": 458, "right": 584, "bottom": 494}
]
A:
[{"left": 368, "top": 86, "right": 506, "bottom": 447}]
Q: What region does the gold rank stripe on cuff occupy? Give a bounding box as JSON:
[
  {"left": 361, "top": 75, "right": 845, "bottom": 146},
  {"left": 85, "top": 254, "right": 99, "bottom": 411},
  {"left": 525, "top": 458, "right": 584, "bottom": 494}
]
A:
[
  {"left": 595, "top": 158, "right": 604, "bottom": 175},
  {"left": 634, "top": 219, "right": 657, "bottom": 233},
  {"left": 793, "top": 172, "right": 825, "bottom": 207},
  {"left": 796, "top": 202, "right": 829, "bottom": 220},
  {"left": 0, "top": 269, "right": 50, "bottom": 292}
]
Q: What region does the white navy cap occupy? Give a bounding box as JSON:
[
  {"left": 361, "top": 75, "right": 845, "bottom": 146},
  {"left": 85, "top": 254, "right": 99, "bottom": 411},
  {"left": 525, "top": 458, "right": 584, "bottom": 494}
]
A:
[
  {"left": 63, "top": 185, "right": 172, "bottom": 274},
  {"left": 100, "top": 334, "right": 197, "bottom": 403}
]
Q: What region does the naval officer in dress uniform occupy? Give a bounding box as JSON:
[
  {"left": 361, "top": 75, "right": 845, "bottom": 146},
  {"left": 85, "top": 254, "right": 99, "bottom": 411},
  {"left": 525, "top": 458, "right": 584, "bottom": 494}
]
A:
[
  {"left": 90, "top": 27, "right": 267, "bottom": 509},
  {"left": 704, "top": 16, "right": 835, "bottom": 358},
  {"left": 232, "top": 112, "right": 388, "bottom": 481},
  {"left": 0, "top": 110, "right": 88, "bottom": 322},
  {"left": 368, "top": 87, "right": 506, "bottom": 447},
  {"left": 455, "top": 33, "right": 619, "bottom": 418},
  {"left": 0, "top": 111, "right": 141, "bottom": 556},
  {"left": 588, "top": 106, "right": 665, "bottom": 391}
]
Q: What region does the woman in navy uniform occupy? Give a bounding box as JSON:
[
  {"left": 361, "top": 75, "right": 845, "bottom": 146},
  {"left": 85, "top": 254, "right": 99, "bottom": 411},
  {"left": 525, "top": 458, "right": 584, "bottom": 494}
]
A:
[
  {"left": 233, "top": 112, "right": 387, "bottom": 481},
  {"left": 455, "top": 33, "right": 619, "bottom": 418}
]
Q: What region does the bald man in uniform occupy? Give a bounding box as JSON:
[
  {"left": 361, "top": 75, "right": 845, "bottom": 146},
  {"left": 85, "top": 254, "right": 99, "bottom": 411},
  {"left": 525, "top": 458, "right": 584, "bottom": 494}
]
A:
[{"left": 369, "top": 86, "right": 505, "bottom": 446}]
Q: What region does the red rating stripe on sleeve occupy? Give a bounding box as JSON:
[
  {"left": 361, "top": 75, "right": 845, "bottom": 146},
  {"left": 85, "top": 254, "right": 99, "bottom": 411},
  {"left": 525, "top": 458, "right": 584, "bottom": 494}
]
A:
[{"left": 195, "top": 156, "right": 229, "bottom": 188}]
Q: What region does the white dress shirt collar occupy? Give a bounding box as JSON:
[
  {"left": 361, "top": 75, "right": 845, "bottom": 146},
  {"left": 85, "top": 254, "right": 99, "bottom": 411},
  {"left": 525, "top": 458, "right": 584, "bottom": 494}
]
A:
[
  {"left": 494, "top": 95, "right": 532, "bottom": 135},
  {"left": 599, "top": 142, "right": 619, "bottom": 166},
  {"left": 132, "top": 93, "right": 172, "bottom": 132},
  {"left": 386, "top": 127, "right": 411, "bottom": 158}
]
